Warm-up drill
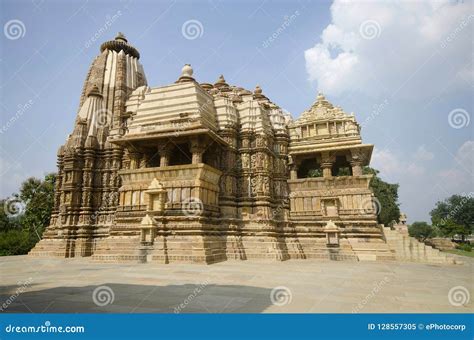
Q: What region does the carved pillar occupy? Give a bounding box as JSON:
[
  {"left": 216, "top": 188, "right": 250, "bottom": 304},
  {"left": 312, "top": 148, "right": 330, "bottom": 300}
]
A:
[
  {"left": 320, "top": 162, "right": 332, "bottom": 178},
  {"left": 129, "top": 151, "right": 141, "bottom": 169},
  {"left": 321, "top": 152, "right": 334, "bottom": 178},
  {"left": 190, "top": 139, "right": 205, "bottom": 164},
  {"left": 350, "top": 161, "right": 363, "bottom": 176},
  {"left": 288, "top": 155, "right": 298, "bottom": 179},
  {"left": 350, "top": 148, "right": 364, "bottom": 176},
  {"left": 159, "top": 145, "right": 172, "bottom": 167}
]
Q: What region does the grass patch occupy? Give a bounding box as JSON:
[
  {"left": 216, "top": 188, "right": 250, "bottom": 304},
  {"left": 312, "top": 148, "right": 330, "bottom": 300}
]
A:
[{"left": 443, "top": 249, "right": 474, "bottom": 258}]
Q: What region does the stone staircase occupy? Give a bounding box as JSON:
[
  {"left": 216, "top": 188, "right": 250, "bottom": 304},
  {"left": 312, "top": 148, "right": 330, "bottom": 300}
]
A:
[{"left": 382, "top": 226, "right": 462, "bottom": 265}]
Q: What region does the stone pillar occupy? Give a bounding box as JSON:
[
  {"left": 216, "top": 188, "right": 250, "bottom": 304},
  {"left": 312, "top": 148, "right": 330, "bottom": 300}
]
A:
[
  {"left": 320, "top": 152, "right": 334, "bottom": 178},
  {"left": 190, "top": 140, "right": 205, "bottom": 164},
  {"left": 350, "top": 161, "right": 363, "bottom": 176},
  {"left": 159, "top": 145, "right": 172, "bottom": 167},
  {"left": 129, "top": 151, "right": 141, "bottom": 169},
  {"left": 288, "top": 155, "right": 298, "bottom": 179},
  {"left": 321, "top": 162, "right": 333, "bottom": 178}
]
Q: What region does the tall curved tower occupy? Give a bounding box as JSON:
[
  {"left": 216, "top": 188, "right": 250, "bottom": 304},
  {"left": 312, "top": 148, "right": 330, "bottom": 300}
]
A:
[{"left": 30, "top": 33, "right": 147, "bottom": 257}]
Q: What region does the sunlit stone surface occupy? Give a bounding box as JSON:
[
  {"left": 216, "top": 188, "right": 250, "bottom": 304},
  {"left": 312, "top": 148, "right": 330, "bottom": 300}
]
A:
[{"left": 29, "top": 33, "right": 459, "bottom": 265}]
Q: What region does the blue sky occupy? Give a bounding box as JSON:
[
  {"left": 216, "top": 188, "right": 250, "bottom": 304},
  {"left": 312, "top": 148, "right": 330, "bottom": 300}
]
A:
[{"left": 0, "top": 0, "right": 472, "bottom": 223}]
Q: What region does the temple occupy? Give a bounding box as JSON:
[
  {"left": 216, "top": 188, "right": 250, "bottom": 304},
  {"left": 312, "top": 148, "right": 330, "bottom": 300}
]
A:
[{"left": 29, "top": 33, "right": 458, "bottom": 264}]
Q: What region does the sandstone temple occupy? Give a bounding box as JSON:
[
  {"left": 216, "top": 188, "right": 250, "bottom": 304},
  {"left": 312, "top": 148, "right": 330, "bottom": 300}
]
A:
[{"left": 30, "top": 33, "right": 458, "bottom": 264}]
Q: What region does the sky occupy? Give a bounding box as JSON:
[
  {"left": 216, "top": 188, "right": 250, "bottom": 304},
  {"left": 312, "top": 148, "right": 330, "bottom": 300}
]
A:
[{"left": 0, "top": 0, "right": 472, "bottom": 223}]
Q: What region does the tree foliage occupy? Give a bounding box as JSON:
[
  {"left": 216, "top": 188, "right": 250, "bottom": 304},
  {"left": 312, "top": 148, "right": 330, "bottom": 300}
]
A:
[
  {"left": 363, "top": 167, "right": 401, "bottom": 226},
  {"left": 430, "top": 194, "right": 474, "bottom": 240},
  {"left": 0, "top": 173, "right": 56, "bottom": 256},
  {"left": 408, "top": 221, "right": 434, "bottom": 241}
]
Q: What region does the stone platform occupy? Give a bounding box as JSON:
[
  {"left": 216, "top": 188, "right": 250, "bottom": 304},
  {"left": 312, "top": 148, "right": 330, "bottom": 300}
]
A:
[{"left": 0, "top": 255, "right": 471, "bottom": 313}]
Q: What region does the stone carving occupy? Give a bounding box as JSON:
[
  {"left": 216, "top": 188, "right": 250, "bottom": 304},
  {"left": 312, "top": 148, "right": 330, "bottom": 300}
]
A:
[{"left": 30, "top": 32, "right": 403, "bottom": 265}]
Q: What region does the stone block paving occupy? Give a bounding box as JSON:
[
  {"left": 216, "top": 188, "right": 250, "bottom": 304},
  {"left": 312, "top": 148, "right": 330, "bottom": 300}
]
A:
[{"left": 0, "top": 256, "right": 472, "bottom": 313}]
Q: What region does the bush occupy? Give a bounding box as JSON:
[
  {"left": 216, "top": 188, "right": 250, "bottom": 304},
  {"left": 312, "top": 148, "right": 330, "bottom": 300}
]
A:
[
  {"left": 408, "top": 221, "right": 434, "bottom": 241},
  {"left": 0, "top": 229, "right": 37, "bottom": 256},
  {"left": 455, "top": 243, "right": 472, "bottom": 252}
]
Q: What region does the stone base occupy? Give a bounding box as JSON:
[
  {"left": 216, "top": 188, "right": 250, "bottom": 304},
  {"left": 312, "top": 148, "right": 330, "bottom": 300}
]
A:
[
  {"left": 29, "top": 224, "right": 461, "bottom": 265},
  {"left": 28, "top": 238, "right": 95, "bottom": 258}
]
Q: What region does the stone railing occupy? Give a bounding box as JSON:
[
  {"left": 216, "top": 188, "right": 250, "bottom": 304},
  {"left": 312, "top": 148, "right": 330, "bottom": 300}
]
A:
[
  {"left": 118, "top": 163, "right": 221, "bottom": 215},
  {"left": 288, "top": 175, "right": 376, "bottom": 218}
]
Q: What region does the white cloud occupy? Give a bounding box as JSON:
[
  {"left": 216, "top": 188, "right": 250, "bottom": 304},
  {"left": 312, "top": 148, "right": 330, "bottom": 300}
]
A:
[
  {"left": 304, "top": 0, "right": 472, "bottom": 97},
  {"left": 413, "top": 145, "right": 434, "bottom": 161},
  {"left": 371, "top": 148, "right": 401, "bottom": 176},
  {"left": 371, "top": 147, "right": 429, "bottom": 178},
  {"left": 437, "top": 140, "right": 474, "bottom": 194}
]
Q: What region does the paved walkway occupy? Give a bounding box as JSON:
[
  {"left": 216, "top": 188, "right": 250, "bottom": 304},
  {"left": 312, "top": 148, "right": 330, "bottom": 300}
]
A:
[{"left": 0, "top": 256, "right": 472, "bottom": 313}]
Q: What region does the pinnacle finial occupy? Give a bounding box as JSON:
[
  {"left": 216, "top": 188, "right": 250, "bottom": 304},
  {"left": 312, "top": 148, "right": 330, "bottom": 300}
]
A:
[
  {"left": 214, "top": 74, "right": 229, "bottom": 89},
  {"left": 87, "top": 84, "right": 102, "bottom": 98},
  {"left": 254, "top": 85, "right": 263, "bottom": 95},
  {"left": 115, "top": 32, "right": 127, "bottom": 43},
  {"left": 176, "top": 64, "right": 195, "bottom": 83},
  {"left": 181, "top": 64, "right": 193, "bottom": 77}
]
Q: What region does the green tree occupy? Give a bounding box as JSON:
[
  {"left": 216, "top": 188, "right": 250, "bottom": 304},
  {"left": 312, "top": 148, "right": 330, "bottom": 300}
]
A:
[
  {"left": 363, "top": 167, "right": 401, "bottom": 226},
  {"left": 19, "top": 173, "right": 56, "bottom": 237},
  {"left": 430, "top": 194, "right": 474, "bottom": 241},
  {"left": 0, "top": 199, "right": 15, "bottom": 232},
  {"left": 0, "top": 173, "right": 56, "bottom": 256},
  {"left": 408, "top": 221, "right": 434, "bottom": 241}
]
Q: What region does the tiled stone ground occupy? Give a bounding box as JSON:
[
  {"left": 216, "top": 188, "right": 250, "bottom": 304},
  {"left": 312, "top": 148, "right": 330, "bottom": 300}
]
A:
[{"left": 0, "top": 256, "right": 472, "bottom": 313}]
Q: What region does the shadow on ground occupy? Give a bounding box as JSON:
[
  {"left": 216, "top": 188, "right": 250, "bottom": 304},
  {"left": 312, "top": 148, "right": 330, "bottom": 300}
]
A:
[{"left": 0, "top": 283, "right": 274, "bottom": 313}]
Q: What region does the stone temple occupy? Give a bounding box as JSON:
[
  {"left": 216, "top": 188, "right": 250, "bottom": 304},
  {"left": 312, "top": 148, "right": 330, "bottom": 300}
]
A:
[{"left": 30, "top": 33, "right": 458, "bottom": 264}]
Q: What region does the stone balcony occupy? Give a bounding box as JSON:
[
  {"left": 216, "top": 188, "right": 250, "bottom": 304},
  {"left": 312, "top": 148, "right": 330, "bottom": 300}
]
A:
[
  {"left": 117, "top": 163, "right": 222, "bottom": 216},
  {"left": 288, "top": 175, "right": 376, "bottom": 219}
]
